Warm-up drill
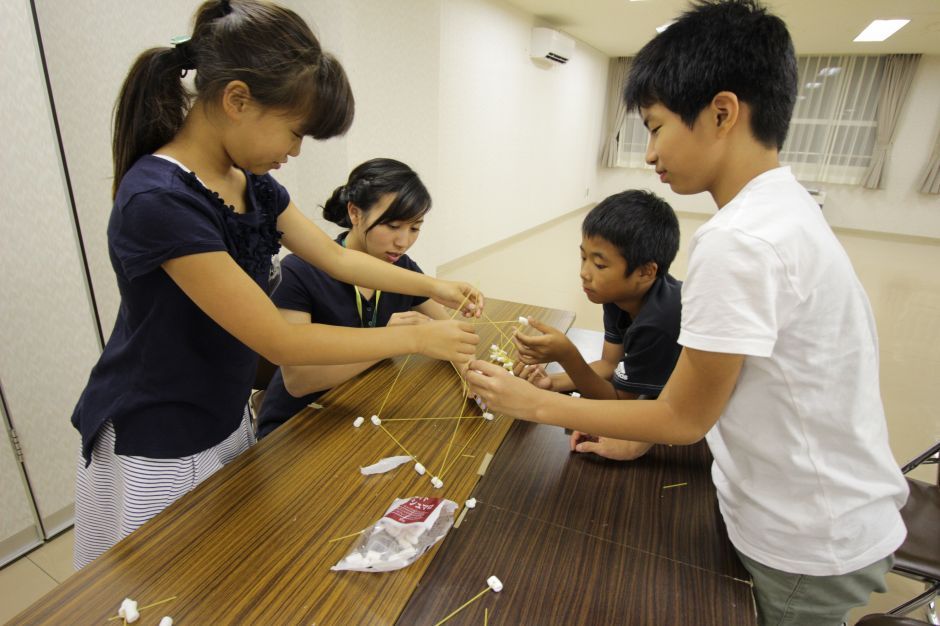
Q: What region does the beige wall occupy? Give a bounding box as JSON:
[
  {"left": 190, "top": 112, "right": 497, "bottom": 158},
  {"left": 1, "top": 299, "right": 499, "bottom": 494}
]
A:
[{"left": 440, "top": 208, "right": 940, "bottom": 480}]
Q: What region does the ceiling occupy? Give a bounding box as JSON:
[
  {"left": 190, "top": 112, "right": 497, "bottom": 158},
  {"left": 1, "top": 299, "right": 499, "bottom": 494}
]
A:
[{"left": 502, "top": 0, "right": 940, "bottom": 56}]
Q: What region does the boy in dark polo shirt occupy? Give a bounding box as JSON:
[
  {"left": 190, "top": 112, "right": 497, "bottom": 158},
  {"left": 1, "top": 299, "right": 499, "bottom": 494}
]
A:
[{"left": 514, "top": 190, "right": 681, "bottom": 460}]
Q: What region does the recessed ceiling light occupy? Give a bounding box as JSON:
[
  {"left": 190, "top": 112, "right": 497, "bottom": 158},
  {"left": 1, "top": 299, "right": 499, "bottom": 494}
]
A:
[
  {"left": 854, "top": 19, "right": 910, "bottom": 42},
  {"left": 656, "top": 21, "right": 674, "bottom": 33}
]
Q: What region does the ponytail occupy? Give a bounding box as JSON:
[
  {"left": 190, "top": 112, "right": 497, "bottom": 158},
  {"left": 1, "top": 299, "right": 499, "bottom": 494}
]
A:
[
  {"left": 111, "top": 0, "right": 354, "bottom": 199},
  {"left": 111, "top": 47, "right": 190, "bottom": 198}
]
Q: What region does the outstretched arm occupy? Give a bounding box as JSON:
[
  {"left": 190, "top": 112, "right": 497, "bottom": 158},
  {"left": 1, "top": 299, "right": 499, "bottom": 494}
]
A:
[
  {"left": 467, "top": 347, "right": 743, "bottom": 445},
  {"left": 277, "top": 203, "right": 482, "bottom": 316},
  {"left": 163, "top": 251, "right": 479, "bottom": 366}
]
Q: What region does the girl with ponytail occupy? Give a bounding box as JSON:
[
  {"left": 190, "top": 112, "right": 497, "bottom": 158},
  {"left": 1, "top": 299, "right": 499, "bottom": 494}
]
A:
[
  {"left": 71, "top": 0, "right": 482, "bottom": 569},
  {"left": 256, "top": 158, "right": 458, "bottom": 438}
]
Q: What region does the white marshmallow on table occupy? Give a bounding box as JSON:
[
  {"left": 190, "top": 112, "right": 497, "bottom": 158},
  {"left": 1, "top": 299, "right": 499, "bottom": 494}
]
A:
[
  {"left": 487, "top": 575, "right": 504, "bottom": 592},
  {"left": 431, "top": 476, "right": 444, "bottom": 489},
  {"left": 371, "top": 415, "right": 381, "bottom": 426},
  {"left": 483, "top": 412, "right": 494, "bottom": 421},
  {"left": 414, "top": 462, "right": 426, "bottom": 475},
  {"left": 353, "top": 416, "right": 365, "bottom": 428},
  {"left": 159, "top": 618, "right": 174, "bottom": 626},
  {"left": 465, "top": 497, "right": 477, "bottom": 509},
  {"left": 118, "top": 598, "right": 140, "bottom": 623},
  {"left": 518, "top": 316, "right": 529, "bottom": 325},
  {"left": 571, "top": 392, "right": 581, "bottom": 398}
]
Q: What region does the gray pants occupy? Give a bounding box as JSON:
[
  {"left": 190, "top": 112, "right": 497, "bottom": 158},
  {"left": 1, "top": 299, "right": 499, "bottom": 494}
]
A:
[{"left": 736, "top": 549, "right": 894, "bottom": 626}]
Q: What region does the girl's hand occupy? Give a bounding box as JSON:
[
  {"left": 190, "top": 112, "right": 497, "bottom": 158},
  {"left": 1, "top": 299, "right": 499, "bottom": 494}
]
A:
[
  {"left": 414, "top": 320, "right": 479, "bottom": 363},
  {"left": 430, "top": 280, "right": 484, "bottom": 318},
  {"left": 387, "top": 311, "right": 432, "bottom": 327}
]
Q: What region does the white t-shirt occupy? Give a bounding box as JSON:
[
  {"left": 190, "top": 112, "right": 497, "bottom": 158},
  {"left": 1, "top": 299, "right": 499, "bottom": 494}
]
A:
[{"left": 680, "top": 166, "right": 908, "bottom": 576}]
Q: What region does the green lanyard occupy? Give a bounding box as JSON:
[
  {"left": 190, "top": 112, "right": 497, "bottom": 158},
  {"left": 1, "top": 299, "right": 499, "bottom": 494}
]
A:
[{"left": 343, "top": 235, "right": 382, "bottom": 328}]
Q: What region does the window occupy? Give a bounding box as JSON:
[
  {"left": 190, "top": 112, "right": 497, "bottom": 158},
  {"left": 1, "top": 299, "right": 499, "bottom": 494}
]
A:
[{"left": 616, "top": 55, "right": 886, "bottom": 185}]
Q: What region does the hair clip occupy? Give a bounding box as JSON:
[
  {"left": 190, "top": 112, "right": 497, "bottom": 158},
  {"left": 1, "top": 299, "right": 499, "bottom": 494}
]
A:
[{"left": 170, "top": 35, "right": 197, "bottom": 74}]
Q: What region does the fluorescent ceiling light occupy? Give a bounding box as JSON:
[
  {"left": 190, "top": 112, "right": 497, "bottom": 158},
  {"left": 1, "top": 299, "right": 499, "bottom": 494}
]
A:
[
  {"left": 854, "top": 19, "right": 910, "bottom": 42},
  {"left": 818, "top": 67, "right": 842, "bottom": 77},
  {"left": 656, "top": 21, "right": 674, "bottom": 33}
]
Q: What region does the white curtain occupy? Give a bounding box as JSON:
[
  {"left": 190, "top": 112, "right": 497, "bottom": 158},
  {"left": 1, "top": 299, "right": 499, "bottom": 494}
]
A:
[
  {"left": 600, "top": 57, "right": 630, "bottom": 168},
  {"left": 780, "top": 56, "right": 882, "bottom": 185},
  {"left": 861, "top": 54, "right": 921, "bottom": 189},
  {"left": 920, "top": 127, "right": 940, "bottom": 195}
]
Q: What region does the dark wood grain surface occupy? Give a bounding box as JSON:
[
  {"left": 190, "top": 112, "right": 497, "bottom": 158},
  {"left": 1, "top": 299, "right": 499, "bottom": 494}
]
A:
[
  {"left": 397, "top": 503, "right": 756, "bottom": 626},
  {"left": 471, "top": 420, "right": 750, "bottom": 579},
  {"left": 12, "top": 299, "right": 574, "bottom": 625}
]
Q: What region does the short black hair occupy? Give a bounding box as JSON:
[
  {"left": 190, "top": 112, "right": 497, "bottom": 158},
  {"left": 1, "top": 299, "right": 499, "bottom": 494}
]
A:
[
  {"left": 624, "top": 0, "right": 797, "bottom": 150},
  {"left": 582, "top": 190, "right": 679, "bottom": 277}
]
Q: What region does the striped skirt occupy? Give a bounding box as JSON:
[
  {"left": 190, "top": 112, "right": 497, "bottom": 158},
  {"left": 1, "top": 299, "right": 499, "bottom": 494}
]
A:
[{"left": 73, "top": 408, "right": 254, "bottom": 570}]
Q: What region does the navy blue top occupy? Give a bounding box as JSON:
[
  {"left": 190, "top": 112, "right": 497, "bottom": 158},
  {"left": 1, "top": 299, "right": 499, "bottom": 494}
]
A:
[
  {"left": 603, "top": 274, "right": 683, "bottom": 397},
  {"left": 71, "top": 155, "right": 289, "bottom": 463},
  {"left": 256, "top": 237, "right": 428, "bottom": 438}
]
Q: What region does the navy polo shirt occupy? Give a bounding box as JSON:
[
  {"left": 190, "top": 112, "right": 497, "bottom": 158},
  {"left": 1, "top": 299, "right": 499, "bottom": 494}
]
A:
[
  {"left": 603, "top": 273, "right": 683, "bottom": 397},
  {"left": 71, "top": 155, "right": 288, "bottom": 463},
  {"left": 256, "top": 237, "right": 428, "bottom": 437}
]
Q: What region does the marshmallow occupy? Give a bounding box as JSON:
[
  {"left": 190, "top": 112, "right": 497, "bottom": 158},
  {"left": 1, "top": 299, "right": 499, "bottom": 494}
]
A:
[
  {"left": 414, "top": 462, "right": 426, "bottom": 475},
  {"left": 344, "top": 552, "right": 367, "bottom": 567},
  {"left": 487, "top": 575, "right": 504, "bottom": 592},
  {"left": 483, "top": 412, "right": 494, "bottom": 421},
  {"left": 503, "top": 362, "right": 513, "bottom": 370},
  {"left": 465, "top": 498, "right": 477, "bottom": 509},
  {"left": 371, "top": 415, "right": 381, "bottom": 426},
  {"left": 518, "top": 316, "right": 529, "bottom": 325},
  {"left": 571, "top": 392, "right": 581, "bottom": 398},
  {"left": 159, "top": 618, "right": 174, "bottom": 626},
  {"left": 353, "top": 416, "right": 365, "bottom": 428},
  {"left": 431, "top": 476, "right": 444, "bottom": 489},
  {"left": 119, "top": 599, "right": 140, "bottom": 623},
  {"left": 490, "top": 344, "right": 499, "bottom": 351}
]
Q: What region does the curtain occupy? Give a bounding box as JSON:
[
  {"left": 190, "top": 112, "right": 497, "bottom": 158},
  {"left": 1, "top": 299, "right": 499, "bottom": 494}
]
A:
[
  {"left": 920, "top": 127, "right": 940, "bottom": 195},
  {"left": 600, "top": 57, "right": 630, "bottom": 168},
  {"left": 861, "top": 54, "right": 921, "bottom": 189}
]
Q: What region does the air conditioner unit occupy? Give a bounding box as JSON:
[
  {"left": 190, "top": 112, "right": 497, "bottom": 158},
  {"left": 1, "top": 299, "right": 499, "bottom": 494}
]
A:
[{"left": 530, "top": 27, "right": 574, "bottom": 64}]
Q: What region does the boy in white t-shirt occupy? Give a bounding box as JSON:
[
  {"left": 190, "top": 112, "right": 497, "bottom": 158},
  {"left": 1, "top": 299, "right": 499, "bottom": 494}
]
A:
[{"left": 466, "top": 1, "right": 909, "bottom": 624}]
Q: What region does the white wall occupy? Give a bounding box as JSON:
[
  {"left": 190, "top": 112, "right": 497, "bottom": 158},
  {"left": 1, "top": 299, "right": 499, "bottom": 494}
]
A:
[
  {"left": 429, "top": 0, "right": 610, "bottom": 271},
  {"left": 0, "top": 0, "right": 101, "bottom": 547},
  {"left": 596, "top": 55, "right": 940, "bottom": 237}
]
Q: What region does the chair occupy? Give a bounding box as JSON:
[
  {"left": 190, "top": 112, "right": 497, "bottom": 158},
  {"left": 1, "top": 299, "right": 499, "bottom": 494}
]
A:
[
  {"left": 857, "top": 614, "right": 932, "bottom": 626},
  {"left": 887, "top": 441, "right": 940, "bottom": 625}
]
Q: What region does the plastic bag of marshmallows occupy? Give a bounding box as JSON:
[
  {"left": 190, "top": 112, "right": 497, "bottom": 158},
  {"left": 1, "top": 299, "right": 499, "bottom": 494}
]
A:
[{"left": 331, "top": 497, "right": 457, "bottom": 573}]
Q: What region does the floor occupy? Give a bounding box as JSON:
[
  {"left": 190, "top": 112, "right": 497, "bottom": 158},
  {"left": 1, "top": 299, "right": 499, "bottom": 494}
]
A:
[{"left": 3, "top": 207, "right": 938, "bottom": 624}]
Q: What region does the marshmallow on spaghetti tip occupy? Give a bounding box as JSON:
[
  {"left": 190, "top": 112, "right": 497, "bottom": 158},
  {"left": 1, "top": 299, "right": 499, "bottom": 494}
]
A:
[
  {"left": 465, "top": 497, "right": 477, "bottom": 509},
  {"left": 414, "top": 462, "right": 426, "bottom": 475},
  {"left": 518, "top": 316, "right": 529, "bottom": 325},
  {"left": 487, "top": 575, "right": 504, "bottom": 592},
  {"left": 159, "top": 618, "right": 174, "bottom": 626},
  {"left": 431, "top": 476, "right": 444, "bottom": 489},
  {"left": 353, "top": 416, "right": 365, "bottom": 428},
  {"left": 483, "top": 412, "right": 494, "bottom": 421},
  {"left": 118, "top": 598, "right": 140, "bottom": 623},
  {"left": 370, "top": 415, "right": 381, "bottom": 426}
]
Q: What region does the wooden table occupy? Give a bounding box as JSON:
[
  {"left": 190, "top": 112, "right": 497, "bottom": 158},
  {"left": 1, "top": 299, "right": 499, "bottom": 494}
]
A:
[{"left": 13, "top": 299, "right": 755, "bottom": 625}]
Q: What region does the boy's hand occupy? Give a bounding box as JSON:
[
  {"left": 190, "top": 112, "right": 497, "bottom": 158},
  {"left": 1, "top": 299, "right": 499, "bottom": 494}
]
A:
[
  {"left": 431, "top": 279, "right": 484, "bottom": 318},
  {"left": 387, "top": 311, "right": 432, "bottom": 326},
  {"left": 466, "top": 359, "right": 543, "bottom": 418},
  {"left": 514, "top": 362, "right": 553, "bottom": 391},
  {"left": 569, "top": 431, "right": 652, "bottom": 461},
  {"left": 514, "top": 318, "right": 576, "bottom": 365},
  {"left": 415, "top": 320, "right": 479, "bottom": 363}
]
